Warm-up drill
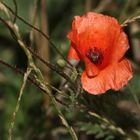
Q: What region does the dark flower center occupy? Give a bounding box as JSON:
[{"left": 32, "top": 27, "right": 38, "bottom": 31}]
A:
[{"left": 86, "top": 48, "right": 103, "bottom": 64}]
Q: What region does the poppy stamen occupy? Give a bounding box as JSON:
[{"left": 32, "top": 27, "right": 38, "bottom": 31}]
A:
[{"left": 86, "top": 48, "right": 103, "bottom": 64}]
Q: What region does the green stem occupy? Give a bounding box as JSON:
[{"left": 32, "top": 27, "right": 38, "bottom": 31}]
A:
[
  {"left": 8, "top": 68, "right": 32, "bottom": 140},
  {"left": 44, "top": 87, "right": 78, "bottom": 140},
  {"left": 11, "top": 20, "right": 78, "bottom": 140},
  {"left": 0, "top": 5, "right": 78, "bottom": 139},
  {"left": 33, "top": 68, "right": 78, "bottom": 140},
  {"left": 1, "top": 1, "right": 73, "bottom": 68}
]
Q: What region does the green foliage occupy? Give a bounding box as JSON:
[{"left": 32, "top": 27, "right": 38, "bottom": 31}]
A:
[
  {"left": 77, "top": 122, "right": 115, "bottom": 140},
  {"left": 0, "top": 0, "right": 140, "bottom": 140}
]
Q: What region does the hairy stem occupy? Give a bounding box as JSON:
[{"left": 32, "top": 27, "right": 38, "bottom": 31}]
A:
[
  {"left": 121, "top": 15, "right": 140, "bottom": 27},
  {"left": 0, "top": 59, "right": 69, "bottom": 108},
  {"left": 8, "top": 68, "right": 32, "bottom": 140},
  {"left": 1, "top": 1, "right": 73, "bottom": 68},
  {"left": 0, "top": 2, "right": 78, "bottom": 139},
  {"left": 43, "top": 84, "right": 78, "bottom": 140}
]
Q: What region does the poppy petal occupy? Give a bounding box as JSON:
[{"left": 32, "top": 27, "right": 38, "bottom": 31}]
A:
[
  {"left": 85, "top": 59, "right": 99, "bottom": 77},
  {"left": 110, "top": 32, "right": 129, "bottom": 63},
  {"left": 81, "top": 59, "right": 132, "bottom": 95},
  {"left": 68, "top": 43, "right": 81, "bottom": 60}
]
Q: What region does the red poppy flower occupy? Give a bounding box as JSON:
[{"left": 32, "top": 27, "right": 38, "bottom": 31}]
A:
[{"left": 67, "top": 12, "right": 133, "bottom": 95}]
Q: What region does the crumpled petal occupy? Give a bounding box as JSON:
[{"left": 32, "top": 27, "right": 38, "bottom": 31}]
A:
[
  {"left": 110, "top": 32, "right": 129, "bottom": 63},
  {"left": 81, "top": 59, "right": 132, "bottom": 95}
]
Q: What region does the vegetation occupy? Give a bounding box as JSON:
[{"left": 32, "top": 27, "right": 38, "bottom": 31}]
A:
[{"left": 0, "top": 0, "right": 140, "bottom": 140}]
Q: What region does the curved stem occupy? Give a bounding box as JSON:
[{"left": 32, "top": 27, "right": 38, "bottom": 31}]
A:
[
  {"left": 1, "top": 1, "right": 73, "bottom": 68},
  {"left": 121, "top": 15, "right": 140, "bottom": 27},
  {"left": 0, "top": 2, "right": 78, "bottom": 139},
  {"left": 44, "top": 86, "right": 78, "bottom": 140},
  {"left": 8, "top": 68, "right": 32, "bottom": 140}
]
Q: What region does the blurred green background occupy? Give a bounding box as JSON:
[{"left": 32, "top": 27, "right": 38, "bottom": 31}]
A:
[{"left": 0, "top": 0, "right": 140, "bottom": 140}]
